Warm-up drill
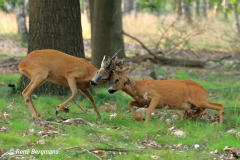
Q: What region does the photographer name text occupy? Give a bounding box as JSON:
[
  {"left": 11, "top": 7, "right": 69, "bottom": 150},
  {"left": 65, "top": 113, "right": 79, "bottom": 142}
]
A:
[{"left": 15, "top": 149, "right": 59, "bottom": 155}]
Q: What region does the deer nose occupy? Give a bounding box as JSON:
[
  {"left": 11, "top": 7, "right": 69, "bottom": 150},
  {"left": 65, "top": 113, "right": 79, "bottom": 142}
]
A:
[
  {"left": 90, "top": 80, "right": 97, "bottom": 86},
  {"left": 108, "top": 89, "right": 116, "bottom": 94}
]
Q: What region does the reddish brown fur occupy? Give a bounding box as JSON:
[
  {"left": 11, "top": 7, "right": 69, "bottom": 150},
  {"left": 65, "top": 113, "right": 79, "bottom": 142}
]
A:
[
  {"left": 18, "top": 49, "right": 108, "bottom": 119},
  {"left": 108, "top": 67, "right": 224, "bottom": 124}
]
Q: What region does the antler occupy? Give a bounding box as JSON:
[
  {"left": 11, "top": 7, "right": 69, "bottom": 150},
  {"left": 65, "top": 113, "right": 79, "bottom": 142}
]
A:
[{"left": 101, "top": 49, "right": 122, "bottom": 70}]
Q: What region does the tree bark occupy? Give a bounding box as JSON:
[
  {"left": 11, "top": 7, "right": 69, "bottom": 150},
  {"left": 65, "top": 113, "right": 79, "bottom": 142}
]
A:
[
  {"left": 91, "top": 0, "right": 115, "bottom": 68},
  {"left": 16, "top": 0, "right": 28, "bottom": 43},
  {"left": 222, "top": 0, "right": 229, "bottom": 20},
  {"left": 183, "top": 0, "right": 192, "bottom": 23},
  {"left": 233, "top": 2, "right": 240, "bottom": 35},
  {"left": 89, "top": 0, "right": 94, "bottom": 44},
  {"left": 176, "top": 0, "right": 182, "bottom": 19},
  {"left": 112, "top": 0, "right": 125, "bottom": 58},
  {"left": 134, "top": 1, "right": 140, "bottom": 18},
  {"left": 195, "top": 0, "right": 200, "bottom": 16},
  {"left": 123, "top": 0, "right": 133, "bottom": 15},
  {"left": 18, "top": 0, "right": 84, "bottom": 95},
  {"left": 202, "top": 0, "right": 207, "bottom": 18}
]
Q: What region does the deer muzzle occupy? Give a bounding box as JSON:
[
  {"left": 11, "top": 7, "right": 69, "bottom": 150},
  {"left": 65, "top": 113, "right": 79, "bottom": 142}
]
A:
[
  {"left": 90, "top": 80, "right": 97, "bottom": 86},
  {"left": 108, "top": 89, "right": 117, "bottom": 94}
]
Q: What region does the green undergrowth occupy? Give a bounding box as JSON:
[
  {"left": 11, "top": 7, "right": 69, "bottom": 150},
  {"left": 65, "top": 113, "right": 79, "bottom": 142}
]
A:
[{"left": 0, "top": 71, "right": 240, "bottom": 159}]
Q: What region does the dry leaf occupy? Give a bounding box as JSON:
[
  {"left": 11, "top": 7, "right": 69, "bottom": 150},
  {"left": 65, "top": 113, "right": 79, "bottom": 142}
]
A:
[
  {"left": 110, "top": 113, "right": 117, "bottom": 119},
  {"left": 141, "top": 136, "right": 161, "bottom": 148},
  {"left": 92, "top": 150, "right": 105, "bottom": 156},
  {"left": 31, "top": 139, "right": 49, "bottom": 146},
  {"left": 223, "top": 146, "right": 240, "bottom": 158},
  {"left": 0, "top": 126, "right": 8, "bottom": 132},
  {"left": 167, "top": 125, "right": 186, "bottom": 138},
  {"left": 63, "top": 118, "right": 90, "bottom": 125},
  {"left": 103, "top": 101, "right": 116, "bottom": 112},
  {"left": 210, "top": 149, "right": 218, "bottom": 154}
]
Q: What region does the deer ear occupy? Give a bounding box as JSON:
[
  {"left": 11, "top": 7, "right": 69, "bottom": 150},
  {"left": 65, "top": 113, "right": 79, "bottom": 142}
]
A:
[
  {"left": 101, "top": 55, "right": 106, "bottom": 68},
  {"left": 126, "top": 65, "right": 135, "bottom": 74}
]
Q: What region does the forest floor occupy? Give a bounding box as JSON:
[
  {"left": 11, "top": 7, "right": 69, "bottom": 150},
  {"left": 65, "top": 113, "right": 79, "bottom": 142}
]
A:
[{"left": 1, "top": 12, "right": 240, "bottom": 159}]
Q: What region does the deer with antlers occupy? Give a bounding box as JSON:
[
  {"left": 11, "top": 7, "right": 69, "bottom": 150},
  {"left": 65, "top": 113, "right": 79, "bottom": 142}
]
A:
[
  {"left": 18, "top": 49, "right": 118, "bottom": 119},
  {"left": 106, "top": 64, "right": 224, "bottom": 124}
]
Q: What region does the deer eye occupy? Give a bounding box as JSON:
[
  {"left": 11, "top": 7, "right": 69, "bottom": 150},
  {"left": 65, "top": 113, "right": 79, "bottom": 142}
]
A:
[{"left": 115, "top": 78, "right": 120, "bottom": 82}]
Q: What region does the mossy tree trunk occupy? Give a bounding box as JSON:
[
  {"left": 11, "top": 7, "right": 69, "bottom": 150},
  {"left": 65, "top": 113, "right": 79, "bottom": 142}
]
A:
[
  {"left": 91, "top": 0, "right": 115, "bottom": 68},
  {"left": 18, "top": 0, "right": 84, "bottom": 95},
  {"left": 91, "top": 0, "right": 125, "bottom": 68},
  {"left": 112, "top": 0, "right": 125, "bottom": 59},
  {"left": 16, "top": 0, "right": 28, "bottom": 43}
]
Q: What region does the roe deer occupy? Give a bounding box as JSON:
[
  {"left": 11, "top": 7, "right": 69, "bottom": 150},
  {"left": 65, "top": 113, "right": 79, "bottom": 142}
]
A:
[
  {"left": 18, "top": 49, "right": 118, "bottom": 119},
  {"left": 107, "top": 65, "right": 224, "bottom": 124}
]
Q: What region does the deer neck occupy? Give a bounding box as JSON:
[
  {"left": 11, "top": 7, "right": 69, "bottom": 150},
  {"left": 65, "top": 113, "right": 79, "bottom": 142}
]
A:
[{"left": 122, "top": 77, "right": 138, "bottom": 98}]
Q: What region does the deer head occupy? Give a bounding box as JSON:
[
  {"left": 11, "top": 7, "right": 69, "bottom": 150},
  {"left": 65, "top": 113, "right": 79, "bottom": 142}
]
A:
[
  {"left": 108, "top": 65, "right": 135, "bottom": 94},
  {"left": 90, "top": 50, "right": 123, "bottom": 86}
]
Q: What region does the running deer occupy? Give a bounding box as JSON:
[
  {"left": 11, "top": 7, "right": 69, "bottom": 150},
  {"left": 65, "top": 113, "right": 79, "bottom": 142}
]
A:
[
  {"left": 107, "top": 65, "right": 224, "bottom": 124},
  {"left": 18, "top": 49, "right": 118, "bottom": 119}
]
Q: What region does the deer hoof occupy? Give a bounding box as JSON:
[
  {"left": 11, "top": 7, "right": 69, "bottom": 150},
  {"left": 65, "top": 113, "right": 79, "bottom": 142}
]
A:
[{"left": 55, "top": 110, "right": 59, "bottom": 115}]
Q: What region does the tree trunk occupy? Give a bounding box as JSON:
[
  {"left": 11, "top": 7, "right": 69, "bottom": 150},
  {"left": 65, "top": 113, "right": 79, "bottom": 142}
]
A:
[
  {"left": 202, "top": 0, "right": 207, "bottom": 18},
  {"left": 91, "top": 0, "right": 115, "bottom": 68},
  {"left": 134, "top": 1, "right": 140, "bottom": 18},
  {"left": 18, "top": 0, "right": 84, "bottom": 95},
  {"left": 233, "top": 2, "right": 240, "bottom": 35},
  {"left": 16, "top": 0, "right": 28, "bottom": 43},
  {"left": 195, "top": 0, "right": 200, "bottom": 16},
  {"left": 89, "top": 0, "right": 94, "bottom": 44},
  {"left": 222, "top": 0, "right": 229, "bottom": 20},
  {"left": 112, "top": 0, "right": 125, "bottom": 58},
  {"left": 183, "top": 0, "right": 192, "bottom": 23},
  {"left": 123, "top": 0, "right": 133, "bottom": 15},
  {"left": 80, "top": 0, "right": 84, "bottom": 13},
  {"left": 176, "top": 0, "right": 182, "bottom": 19}
]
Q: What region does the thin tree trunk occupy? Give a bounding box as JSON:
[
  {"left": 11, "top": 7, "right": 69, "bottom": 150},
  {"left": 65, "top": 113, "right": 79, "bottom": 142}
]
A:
[
  {"left": 89, "top": 0, "right": 94, "bottom": 43},
  {"left": 222, "top": 0, "right": 229, "bottom": 20},
  {"left": 233, "top": 2, "right": 240, "bottom": 35},
  {"left": 16, "top": 0, "right": 28, "bottom": 43},
  {"left": 134, "top": 1, "right": 140, "bottom": 18},
  {"left": 195, "top": 0, "right": 200, "bottom": 16},
  {"left": 183, "top": 0, "right": 192, "bottom": 23},
  {"left": 80, "top": 0, "right": 84, "bottom": 13},
  {"left": 202, "top": 0, "right": 207, "bottom": 18},
  {"left": 123, "top": 0, "right": 133, "bottom": 15},
  {"left": 176, "top": 0, "right": 182, "bottom": 19}
]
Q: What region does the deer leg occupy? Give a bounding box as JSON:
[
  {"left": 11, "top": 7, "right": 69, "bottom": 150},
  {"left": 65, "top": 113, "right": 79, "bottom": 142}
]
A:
[
  {"left": 22, "top": 74, "right": 47, "bottom": 118},
  {"left": 145, "top": 97, "right": 160, "bottom": 123},
  {"left": 128, "top": 101, "right": 143, "bottom": 121},
  {"left": 79, "top": 88, "right": 101, "bottom": 119},
  {"left": 189, "top": 100, "right": 224, "bottom": 124},
  {"left": 128, "top": 101, "right": 138, "bottom": 117},
  {"left": 56, "top": 77, "right": 78, "bottom": 115},
  {"left": 192, "top": 108, "right": 206, "bottom": 118}
]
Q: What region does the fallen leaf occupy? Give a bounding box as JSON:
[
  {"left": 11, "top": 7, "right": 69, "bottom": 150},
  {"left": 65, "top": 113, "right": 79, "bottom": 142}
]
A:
[
  {"left": 167, "top": 125, "right": 186, "bottom": 138},
  {"left": 103, "top": 101, "right": 116, "bottom": 112},
  {"left": 223, "top": 146, "right": 240, "bottom": 158},
  {"left": 92, "top": 150, "right": 105, "bottom": 156},
  {"left": 31, "top": 139, "right": 49, "bottom": 146},
  {"left": 194, "top": 144, "right": 200, "bottom": 149},
  {"left": 210, "top": 149, "right": 218, "bottom": 154},
  {"left": 141, "top": 136, "right": 161, "bottom": 148},
  {"left": 0, "top": 126, "right": 8, "bottom": 132},
  {"left": 63, "top": 118, "right": 91, "bottom": 125},
  {"left": 110, "top": 113, "right": 117, "bottom": 119}
]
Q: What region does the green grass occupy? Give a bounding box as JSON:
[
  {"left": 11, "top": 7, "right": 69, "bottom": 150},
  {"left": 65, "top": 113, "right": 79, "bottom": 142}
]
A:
[{"left": 0, "top": 72, "right": 240, "bottom": 160}]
